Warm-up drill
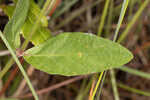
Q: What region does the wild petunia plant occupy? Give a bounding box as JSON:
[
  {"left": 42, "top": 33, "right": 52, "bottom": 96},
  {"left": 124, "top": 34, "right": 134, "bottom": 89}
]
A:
[{"left": 0, "top": 0, "right": 133, "bottom": 100}]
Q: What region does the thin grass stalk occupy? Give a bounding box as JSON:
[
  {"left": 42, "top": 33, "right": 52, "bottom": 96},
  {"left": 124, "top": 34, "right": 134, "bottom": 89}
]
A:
[
  {"left": 90, "top": 72, "right": 104, "bottom": 100},
  {"left": 110, "top": 70, "right": 119, "bottom": 100},
  {"left": 76, "top": 79, "right": 93, "bottom": 100},
  {"left": 97, "top": 0, "right": 110, "bottom": 36},
  {"left": 0, "top": 31, "right": 39, "bottom": 100},
  {"left": 117, "top": 0, "right": 150, "bottom": 43},
  {"left": 96, "top": 71, "right": 107, "bottom": 100},
  {"left": 0, "top": 0, "right": 54, "bottom": 79},
  {"left": 90, "top": 0, "right": 129, "bottom": 99},
  {"left": 96, "top": 1, "right": 114, "bottom": 99},
  {"left": 76, "top": 79, "right": 87, "bottom": 100},
  {"left": 119, "top": 67, "right": 150, "bottom": 80},
  {"left": 89, "top": 0, "right": 110, "bottom": 99},
  {"left": 105, "top": 0, "right": 114, "bottom": 36},
  {"left": 113, "top": 0, "right": 129, "bottom": 42},
  {"left": 89, "top": 75, "right": 97, "bottom": 100},
  {"left": 0, "top": 58, "right": 14, "bottom": 79},
  {"left": 92, "top": 0, "right": 130, "bottom": 100},
  {"left": 110, "top": 1, "right": 130, "bottom": 100},
  {"left": 128, "top": 0, "right": 134, "bottom": 20},
  {"left": 118, "top": 83, "right": 150, "bottom": 97}
]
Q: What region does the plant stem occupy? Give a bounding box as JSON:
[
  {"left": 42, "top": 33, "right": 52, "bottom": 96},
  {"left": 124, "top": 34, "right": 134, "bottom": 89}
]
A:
[
  {"left": 110, "top": 0, "right": 130, "bottom": 100},
  {"left": 91, "top": 72, "right": 104, "bottom": 100},
  {"left": 76, "top": 78, "right": 93, "bottom": 100},
  {"left": 93, "top": 1, "right": 113, "bottom": 99},
  {"left": 90, "top": 0, "right": 110, "bottom": 99},
  {"left": 89, "top": 76, "right": 96, "bottom": 100},
  {"left": 0, "top": 0, "right": 54, "bottom": 79},
  {"left": 110, "top": 70, "right": 119, "bottom": 100},
  {"left": 93, "top": 0, "right": 130, "bottom": 100},
  {"left": 0, "top": 0, "right": 55, "bottom": 98},
  {"left": 118, "top": 83, "right": 150, "bottom": 97},
  {"left": 105, "top": 0, "right": 114, "bottom": 36},
  {"left": 0, "top": 31, "right": 39, "bottom": 100},
  {"left": 0, "top": 58, "right": 14, "bottom": 79},
  {"left": 97, "top": 0, "right": 110, "bottom": 36},
  {"left": 113, "top": 0, "right": 129, "bottom": 42},
  {"left": 117, "top": 0, "right": 150, "bottom": 43},
  {"left": 119, "top": 66, "right": 150, "bottom": 80},
  {"left": 96, "top": 71, "right": 107, "bottom": 100}
]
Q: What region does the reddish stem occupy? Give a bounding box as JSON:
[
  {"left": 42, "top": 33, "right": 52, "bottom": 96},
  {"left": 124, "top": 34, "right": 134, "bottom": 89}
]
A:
[
  {"left": 0, "top": 57, "right": 24, "bottom": 97},
  {"left": 48, "top": 0, "right": 62, "bottom": 16}
]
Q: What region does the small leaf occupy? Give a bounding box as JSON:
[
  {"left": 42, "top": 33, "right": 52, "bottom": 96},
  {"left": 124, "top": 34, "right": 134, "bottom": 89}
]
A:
[
  {"left": 23, "top": 32, "right": 133, "bottom": 76},
  {"left": 3, "top": 0, "right": 29, "bottom": 50}
]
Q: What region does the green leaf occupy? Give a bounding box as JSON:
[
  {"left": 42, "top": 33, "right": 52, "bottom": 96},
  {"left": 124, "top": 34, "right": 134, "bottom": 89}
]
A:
[
  {"left": 3, "top": 0, "right": 29, "bottom": 50},
  {"left": 1, "top": 0, "right": 51, "bottom": 46},
  {"left": 23, "top": 32, "right": 133, "bottom": 76},
  {"left": 21, "top": 0, "right": 51, "bottom": 45},
  {"left": 25, "top": 0, "right": 48, "bottom": 27},
  {"left": 22, "top": 20, "right": 51, "bottom": 45}
]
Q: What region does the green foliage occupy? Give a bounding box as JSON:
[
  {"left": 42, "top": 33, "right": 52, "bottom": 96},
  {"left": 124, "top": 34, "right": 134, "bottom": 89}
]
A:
[
  {"left": 0, "top": 0, "right": 139, "bottom": 99},
  {"left": 23, "top": 32, "right": 133, "bottom": 76},
  {"left": 0, "top": 30, "right": 39, "bottom": 99},
  {"left": 3, "top": 0, "right": 29, "bottom": 50},
  {"left": 2, "top": 0, "right": 51, "bottom": 46},
  {"left": 117, "top": 0, "right": 150, "bottom": 43},
  {"left": 22, "top": 0, "right": 51, "bottom": 45}
]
